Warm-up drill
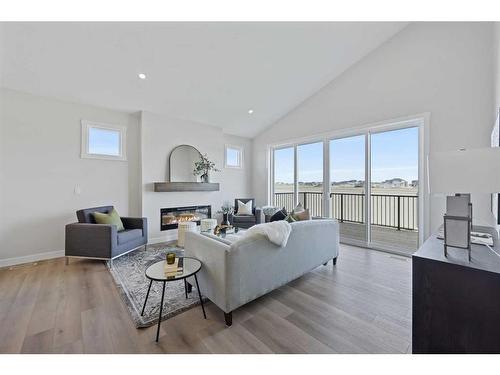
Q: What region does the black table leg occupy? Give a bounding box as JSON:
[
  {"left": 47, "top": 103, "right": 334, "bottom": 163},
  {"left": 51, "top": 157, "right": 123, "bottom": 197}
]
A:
[
  {"left": 156, "top": 281, "right": 166, "bottom": 342},
  {"left": 194, "top": 273, "right": 206, "bottom": 319},
  {"left": 184, "top": 279, "right": 188, "bottom": 299},
  {"left": 141, "top": 279, "right": 153, "bottom": 316}
]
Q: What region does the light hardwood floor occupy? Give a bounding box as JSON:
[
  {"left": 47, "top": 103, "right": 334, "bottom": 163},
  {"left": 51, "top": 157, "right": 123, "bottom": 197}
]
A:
[{"left": 0, "top": 244, "right": 411, "bottom": 354}]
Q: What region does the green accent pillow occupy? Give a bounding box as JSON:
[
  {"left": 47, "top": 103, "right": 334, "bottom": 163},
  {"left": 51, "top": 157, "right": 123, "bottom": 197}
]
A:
[
  {"left": 93, "top": 208, "right": 125, "bottom": 231},
  {"left": 285, "top": 213, "right": 297, "bottom": 223}
]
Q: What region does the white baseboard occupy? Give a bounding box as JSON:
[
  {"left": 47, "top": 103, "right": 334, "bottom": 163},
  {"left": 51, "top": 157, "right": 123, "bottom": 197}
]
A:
[
  {"left": 1, "top": 232, "right": 179, "bottom": 268},
  {"left": 0, "top": 250, "right": 65, "bottom": 268},
  {"left": 148, "top": 232, "right": 177, "bottom": 245}
]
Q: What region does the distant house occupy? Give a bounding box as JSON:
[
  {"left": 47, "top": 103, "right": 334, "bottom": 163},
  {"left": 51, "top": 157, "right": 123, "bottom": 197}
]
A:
[
  {"left": 381, "top": 178, "right": 408, "bottom": 188},
  {"left": 411, "top": 180, "right": 418, "bottom": 187}
]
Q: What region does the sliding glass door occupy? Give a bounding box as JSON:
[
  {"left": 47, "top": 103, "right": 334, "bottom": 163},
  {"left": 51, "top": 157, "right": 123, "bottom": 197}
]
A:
[
  {"left": 297, "top": 142, "right": 324, "bottom": 217},
  {"left": 273, "top": 146, "right": 295, "bottom": 212},
  {"left": 329, "top": 135, "right": 367, "bottom": 243},
  {"left": 370, "top": 127, "right": 419, "bottom": 253},
  {"left": 271, "top": 119, "right": 422, "bottom": 255}
]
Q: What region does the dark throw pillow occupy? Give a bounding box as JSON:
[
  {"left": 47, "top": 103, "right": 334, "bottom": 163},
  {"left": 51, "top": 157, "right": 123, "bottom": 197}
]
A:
[{"left": 270, "top": 207, "right": 287, "bottom": 222}]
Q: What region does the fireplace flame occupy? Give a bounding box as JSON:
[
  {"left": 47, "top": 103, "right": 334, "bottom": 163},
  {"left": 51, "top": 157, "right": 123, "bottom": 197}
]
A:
[{"left": 162, "top": 213, "right": 200, "bottom": 225}]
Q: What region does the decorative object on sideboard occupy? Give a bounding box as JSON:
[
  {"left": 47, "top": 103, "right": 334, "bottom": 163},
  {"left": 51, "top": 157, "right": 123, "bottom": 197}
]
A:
[
  {"left": 193, "top": 153, "right": 220, "bottom": 183},
  {"left": 217, "top": 201, "right": 234, "bottom": 226},
  {"left": 430, "top": 147, "right": 500, "bottom": 260},
  {"left": 443, "top": 195, "right": 472, "bottom": 261}
]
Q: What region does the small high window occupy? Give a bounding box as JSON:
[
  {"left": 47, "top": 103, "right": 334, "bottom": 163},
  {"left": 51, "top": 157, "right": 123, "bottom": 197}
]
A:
[
  {"left": 81, "top": 120, "right": 126, "bottom": 161},
  {"left": 225, "top": 145, "right": 243, "bottom": 168}
]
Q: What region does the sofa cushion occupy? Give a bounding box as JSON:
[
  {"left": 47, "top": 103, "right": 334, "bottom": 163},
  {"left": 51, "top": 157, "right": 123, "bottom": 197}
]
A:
[
  {"left": 270, "top": 207, "right": 287, "bottom": 222},
  {"left": 293, "top": 208, "right": 311, "bottom": 221},
  {"left": 93, "top": 208, "right": 125, "bottom": 231},
  {"left": 233, "top": 214, "right": 256, "bottom": 222},
  {"left": 237, "top": 200, "right": 253, "bottom": 215},
  {"left": 117, "top": 229, "right": 143, "bottom": 245}
]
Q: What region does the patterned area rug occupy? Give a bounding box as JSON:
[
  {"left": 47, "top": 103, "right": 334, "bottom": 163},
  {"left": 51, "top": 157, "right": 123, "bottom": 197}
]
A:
[{"left": 107, "top": 242, "right": 205, "bottom": 328}]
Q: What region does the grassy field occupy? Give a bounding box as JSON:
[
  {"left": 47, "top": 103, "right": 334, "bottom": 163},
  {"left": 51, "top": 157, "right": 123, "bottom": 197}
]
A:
[{"left": 274, "top": 184, "right": 418, "bottom": 196}]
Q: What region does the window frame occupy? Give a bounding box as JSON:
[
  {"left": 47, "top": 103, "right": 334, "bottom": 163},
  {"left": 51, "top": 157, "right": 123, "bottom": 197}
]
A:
[
  {"left": 269, "top": 113, "right": 429, "bottom": 253},
  {"left": 81, "top": 120, "right": 127, "bottom": 161},
  {"left": 224, "top": 144, "right": 243, "bottom": 169}
]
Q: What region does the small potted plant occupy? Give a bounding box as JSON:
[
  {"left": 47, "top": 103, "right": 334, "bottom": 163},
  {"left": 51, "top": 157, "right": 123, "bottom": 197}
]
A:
[
  {"left": 193, "top": 153, "right": 220, "bottom": 183},
  {"left": 217, "top": 201, "right": 234, "bottom": 226}
]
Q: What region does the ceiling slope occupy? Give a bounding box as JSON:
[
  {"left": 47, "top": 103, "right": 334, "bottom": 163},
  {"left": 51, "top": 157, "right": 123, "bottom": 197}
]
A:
[{"left": 0, "top": 22, "right": 407, "bottom": 137}]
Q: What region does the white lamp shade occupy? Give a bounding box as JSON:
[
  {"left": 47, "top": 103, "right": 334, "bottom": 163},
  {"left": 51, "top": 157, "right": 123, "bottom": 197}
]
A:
[{"left": 429, "top": 147, "right": 500, "bottom": 194}]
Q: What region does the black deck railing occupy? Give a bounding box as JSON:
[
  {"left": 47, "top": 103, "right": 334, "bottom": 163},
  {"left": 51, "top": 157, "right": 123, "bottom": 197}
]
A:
[{"left": 273, "top": 192, "right": 418, "bottom": 231}]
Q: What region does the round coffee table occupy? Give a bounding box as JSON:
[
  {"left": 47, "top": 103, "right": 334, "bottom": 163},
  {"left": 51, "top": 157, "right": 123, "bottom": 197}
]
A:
[{"left": 141, "top": 256, "right": 206, "bottom": 342}]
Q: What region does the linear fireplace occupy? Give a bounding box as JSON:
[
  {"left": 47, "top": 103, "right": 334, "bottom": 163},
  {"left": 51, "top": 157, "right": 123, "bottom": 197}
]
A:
[{"left": 160, "top": 205, "right": 211, "bottom": 231}]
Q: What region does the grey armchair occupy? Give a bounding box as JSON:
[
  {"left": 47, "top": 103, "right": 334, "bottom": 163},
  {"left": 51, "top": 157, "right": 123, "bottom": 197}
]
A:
[
  {"left": 65, "top": 205, "right": 148, "bottom": 267},
  {"left": 230, "top": 198, "right": 262, "bottom": 229}
]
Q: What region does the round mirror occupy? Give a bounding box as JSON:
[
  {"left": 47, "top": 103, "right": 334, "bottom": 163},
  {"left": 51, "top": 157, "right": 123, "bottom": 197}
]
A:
[{"left": 169, "top": 145, "right": 202, "bottom": 182}]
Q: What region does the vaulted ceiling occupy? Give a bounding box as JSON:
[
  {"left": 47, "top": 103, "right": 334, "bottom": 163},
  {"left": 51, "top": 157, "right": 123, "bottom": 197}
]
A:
[{"left": 0, "top": 22, "right": 407, "bottom": 137}]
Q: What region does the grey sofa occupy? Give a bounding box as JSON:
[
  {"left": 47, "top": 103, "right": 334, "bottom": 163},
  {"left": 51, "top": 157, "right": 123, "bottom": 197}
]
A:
[
  {"left": 184, "top": 219, "right": 339, "bottom": 326},
  {"left": 230, "top": 198, "right": 262, "bottom": 229},
  {"left": 65, "top": 205, "right": 148, "bottom": 266}
]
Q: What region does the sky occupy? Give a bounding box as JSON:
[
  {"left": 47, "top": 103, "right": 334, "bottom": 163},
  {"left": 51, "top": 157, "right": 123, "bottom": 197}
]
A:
[
  {"left": 274, "top": 126, "right": 419, "bottom": 184},
  {"left": 88, "top": 127, "right": 121, "bottom": 156}
]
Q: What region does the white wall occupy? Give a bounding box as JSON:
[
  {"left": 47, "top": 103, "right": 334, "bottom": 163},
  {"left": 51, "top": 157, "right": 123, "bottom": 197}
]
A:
[
  {"left": 0, "top": 88, "right": 141, "bottom": 265},
  {"left": 140, "top": 111, "right": 252, "bottom": 243},
  {"left": 253, "top": 22, "right": 495, "bottom": 238},
  {"left": 494, "top": 22, "right": 500, "bottom": 118}
]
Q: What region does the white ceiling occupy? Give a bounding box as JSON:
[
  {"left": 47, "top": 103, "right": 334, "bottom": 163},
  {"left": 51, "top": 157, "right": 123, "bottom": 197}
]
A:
[{"left": 0, "top": 22, "right": 407, "bottom": 137}]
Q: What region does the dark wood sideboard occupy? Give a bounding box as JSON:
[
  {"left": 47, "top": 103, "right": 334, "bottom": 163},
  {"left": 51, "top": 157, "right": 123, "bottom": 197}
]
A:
[{"left": 412, "top": 226, "right": 500, "bottom": 353}]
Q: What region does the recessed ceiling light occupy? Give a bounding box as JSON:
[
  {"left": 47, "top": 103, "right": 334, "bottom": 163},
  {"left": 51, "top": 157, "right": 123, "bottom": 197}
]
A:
[
  {"left": 138, "top": 73, "right": 147, "bottom": 80},
  {"left": 248, "top": 109, "right": 254, "bottom": 114}
]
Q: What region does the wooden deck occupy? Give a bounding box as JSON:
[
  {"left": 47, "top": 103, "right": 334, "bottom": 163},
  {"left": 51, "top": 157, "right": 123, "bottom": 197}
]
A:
[{"left": 339, "top": 222, "right": 419, "bottom": 255}]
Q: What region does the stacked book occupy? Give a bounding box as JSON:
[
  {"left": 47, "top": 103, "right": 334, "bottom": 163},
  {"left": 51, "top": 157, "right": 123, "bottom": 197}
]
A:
[{"left": 164, "top": 257, "right": 184, "bottom": 278}]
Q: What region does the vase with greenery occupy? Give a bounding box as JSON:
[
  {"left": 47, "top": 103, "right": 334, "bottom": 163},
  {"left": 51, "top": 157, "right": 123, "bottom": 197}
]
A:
[
  {"left": 217, "top": 201, "right": 234, "bottom": 226},
  {"left": 193, "top": 153, "right": 220, "bottom": 183}
]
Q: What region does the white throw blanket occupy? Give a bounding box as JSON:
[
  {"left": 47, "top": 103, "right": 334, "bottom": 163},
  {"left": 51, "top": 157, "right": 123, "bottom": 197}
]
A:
[{"left": 243, "top": 221, "right": 292, "bottom": 247}]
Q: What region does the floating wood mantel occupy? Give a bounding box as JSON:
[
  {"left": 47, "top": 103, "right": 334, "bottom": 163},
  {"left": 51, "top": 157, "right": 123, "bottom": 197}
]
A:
[{"left": 154, "top": 182, "right": 220, "bottom": 192}]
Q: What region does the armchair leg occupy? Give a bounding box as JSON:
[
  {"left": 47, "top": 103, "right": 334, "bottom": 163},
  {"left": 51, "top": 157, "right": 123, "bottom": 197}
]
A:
[
  {"left": 323, "top": 261, "right": 328, "bottom": 266},
  {"left": 333, "top": 257, "right": 337, "bottom": 266},
  {"left": 224, "top": 312, "right": 233, "bottom": 327}
]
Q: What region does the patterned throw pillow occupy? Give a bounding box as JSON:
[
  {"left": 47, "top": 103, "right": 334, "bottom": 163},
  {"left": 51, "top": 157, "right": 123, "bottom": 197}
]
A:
[{"left": 270, "top": 207, "right": 287, "bottom": 222}]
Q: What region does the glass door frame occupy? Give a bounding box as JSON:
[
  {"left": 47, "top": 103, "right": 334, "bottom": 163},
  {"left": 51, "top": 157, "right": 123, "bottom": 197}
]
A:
[{"left": 269, "top": 114, "right": 429, "bottom": 255}]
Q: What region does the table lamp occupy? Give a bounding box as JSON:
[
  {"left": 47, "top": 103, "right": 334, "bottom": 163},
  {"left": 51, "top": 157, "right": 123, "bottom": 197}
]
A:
[{"left": 429, "top": 147, "right": 500, "bottom": 259}]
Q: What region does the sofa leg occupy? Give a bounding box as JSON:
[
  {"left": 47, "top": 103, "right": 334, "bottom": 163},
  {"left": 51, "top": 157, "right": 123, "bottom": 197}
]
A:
[
  {"left": 323, "top": 261, "right": 328, "bottom": 266},
  {"left": 65, "top": 257, "right": 69, "bottom": 266},
  {"left": 224, "top": 312, "right": 233, "bottom": 327},
  {"left": 108, "top": 259, "right": 113, "bottom": 269},
  {"left": 186, "top": 282, "right": 193, "bottom": 293},
  {"left": 333, "top": 257, "right": 337, "bottom": 266}
]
